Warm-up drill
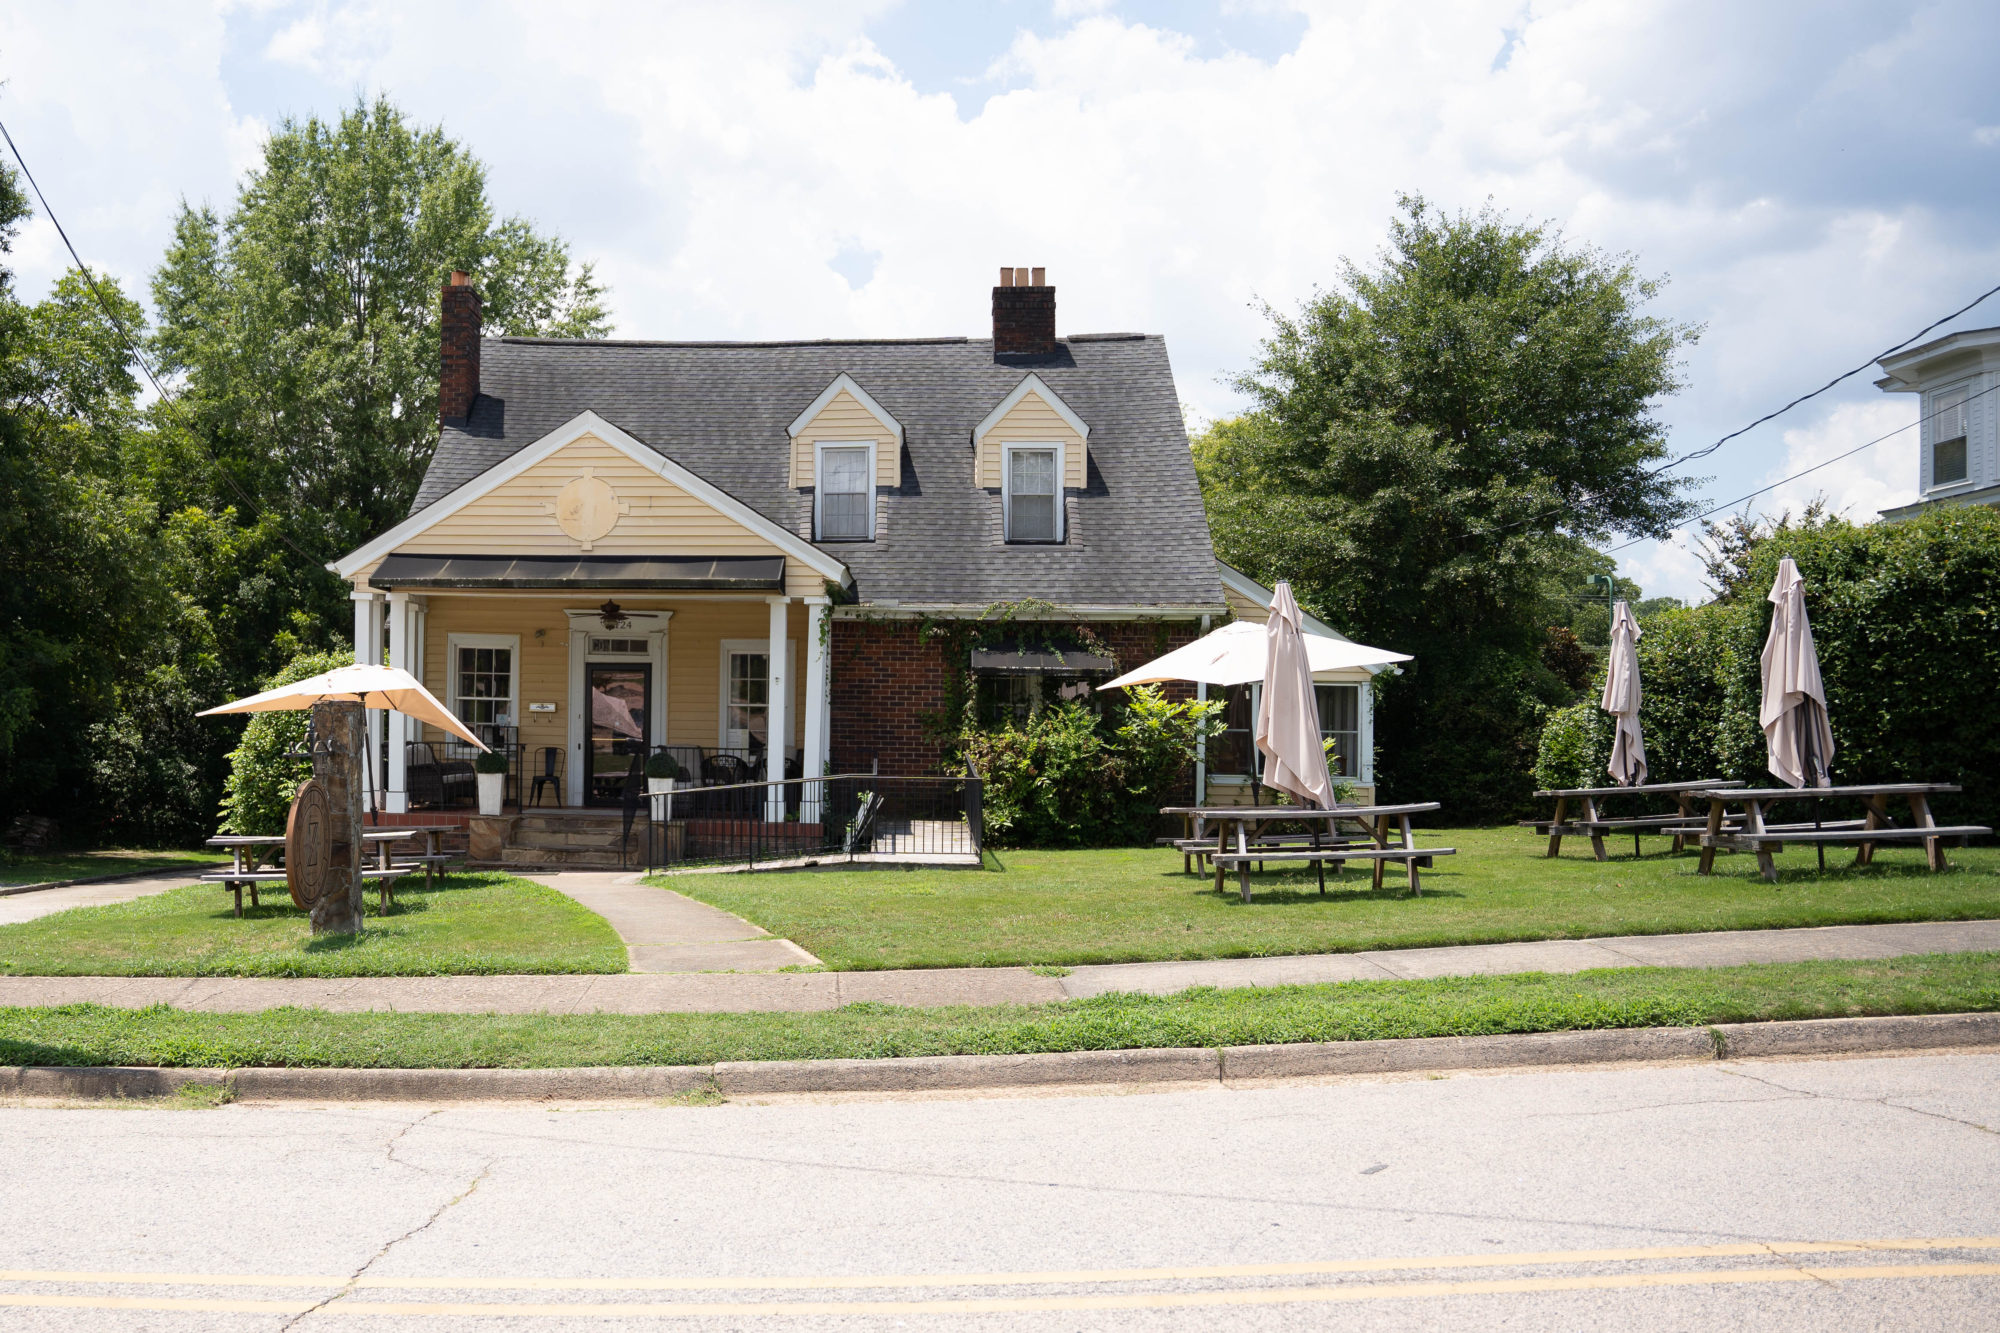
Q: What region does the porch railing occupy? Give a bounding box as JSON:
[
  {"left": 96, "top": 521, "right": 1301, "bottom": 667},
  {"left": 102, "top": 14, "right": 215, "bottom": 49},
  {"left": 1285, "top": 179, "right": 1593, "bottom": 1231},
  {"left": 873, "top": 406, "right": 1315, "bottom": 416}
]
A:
[{"left": 645, "top": 773, "right": 983, "bottom": 869}]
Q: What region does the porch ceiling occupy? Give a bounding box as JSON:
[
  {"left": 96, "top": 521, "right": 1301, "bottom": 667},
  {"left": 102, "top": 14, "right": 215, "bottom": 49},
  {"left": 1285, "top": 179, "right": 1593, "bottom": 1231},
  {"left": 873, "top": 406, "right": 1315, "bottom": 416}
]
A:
[{"left": 371, "top": 552, "right": 786, "bottom": 590}]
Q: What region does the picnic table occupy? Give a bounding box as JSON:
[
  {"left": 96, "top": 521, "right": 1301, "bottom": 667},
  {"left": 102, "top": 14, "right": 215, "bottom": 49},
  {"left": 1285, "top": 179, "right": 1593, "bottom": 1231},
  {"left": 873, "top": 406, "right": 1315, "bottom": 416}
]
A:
[
  {"left": 1524, "top": 779, "right": 1745, "bottom": 861},
  {"left": 200, "top": 825, "right": 461, "bottom": 916},
  {"left": 1162, "top": 803, "right": 1456, "bottom": 902},
  {"left": 1694, "top": 783, "right": 1991, "bottom": 882}
]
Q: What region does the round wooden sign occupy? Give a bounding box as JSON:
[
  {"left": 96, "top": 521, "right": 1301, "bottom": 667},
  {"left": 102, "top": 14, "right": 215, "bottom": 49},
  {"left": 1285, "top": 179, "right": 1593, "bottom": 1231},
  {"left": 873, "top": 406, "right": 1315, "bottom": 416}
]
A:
[
  {"left": 555, "top": 472, "right": 621, "bottom": 548},
  {"left": 286, "top": 778, "right": 333, "bottom": 910}
]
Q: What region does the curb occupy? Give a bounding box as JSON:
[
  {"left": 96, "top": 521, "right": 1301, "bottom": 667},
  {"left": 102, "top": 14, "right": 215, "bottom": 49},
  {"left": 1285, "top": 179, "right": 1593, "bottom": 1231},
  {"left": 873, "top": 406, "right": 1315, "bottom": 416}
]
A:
[
  {"left": 4, "top": 1012, "right": 1995, "bottom": 1103},
  {"left": 0, "top": 862, "right": 228, "bottom": 897}
]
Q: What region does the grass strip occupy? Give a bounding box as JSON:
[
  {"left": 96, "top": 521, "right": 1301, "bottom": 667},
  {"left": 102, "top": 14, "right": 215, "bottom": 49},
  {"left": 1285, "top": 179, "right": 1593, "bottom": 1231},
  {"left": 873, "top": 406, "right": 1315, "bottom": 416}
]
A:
[
  {"left": 0, "top": 952, "right": 1993, "bottom": 1069},
  {"left": 0, "top": 873, "right": 626, "bottom": 977},
  {"left": 0, "top": 849, "right": 222, "bottom": 888}
]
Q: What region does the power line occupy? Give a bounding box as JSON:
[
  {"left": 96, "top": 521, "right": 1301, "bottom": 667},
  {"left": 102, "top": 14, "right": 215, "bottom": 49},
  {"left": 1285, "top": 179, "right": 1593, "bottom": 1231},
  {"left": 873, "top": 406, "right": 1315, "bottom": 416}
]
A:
[
  {"left": 1654, "top": 279, "right": 2000, "bottom": 474},
  {"left": 1609, "top": 379, "right": 2000, "bottom": 555},
  {"left": 0, "top": 114, "right": 326, "bottom": 564}
]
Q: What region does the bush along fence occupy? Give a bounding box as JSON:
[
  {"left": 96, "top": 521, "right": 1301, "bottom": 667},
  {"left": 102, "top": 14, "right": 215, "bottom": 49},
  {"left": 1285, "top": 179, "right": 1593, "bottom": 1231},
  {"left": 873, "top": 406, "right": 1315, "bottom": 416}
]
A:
[{"left": 645, "top": 774, "right": 982, "bottom": 869}]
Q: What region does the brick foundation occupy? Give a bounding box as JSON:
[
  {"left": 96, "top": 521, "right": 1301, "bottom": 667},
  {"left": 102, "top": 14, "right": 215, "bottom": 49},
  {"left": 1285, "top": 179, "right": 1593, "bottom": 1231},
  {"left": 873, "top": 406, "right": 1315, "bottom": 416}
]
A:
[{"left": 829, "top": 617, "right": 1205, "bottom": 777}]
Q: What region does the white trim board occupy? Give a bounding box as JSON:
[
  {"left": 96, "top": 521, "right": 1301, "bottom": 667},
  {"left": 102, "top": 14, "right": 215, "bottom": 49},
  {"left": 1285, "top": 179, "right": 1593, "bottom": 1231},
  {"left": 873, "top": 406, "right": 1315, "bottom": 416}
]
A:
[
  {"left": 330, "top": 410, "right": 853, "bottom": 585},
  {"left": 787, "top": 373, "right": 903, "bottom": 445},
  {"left": 973, "top": 373, "right": 1090, "bottom": 446}
]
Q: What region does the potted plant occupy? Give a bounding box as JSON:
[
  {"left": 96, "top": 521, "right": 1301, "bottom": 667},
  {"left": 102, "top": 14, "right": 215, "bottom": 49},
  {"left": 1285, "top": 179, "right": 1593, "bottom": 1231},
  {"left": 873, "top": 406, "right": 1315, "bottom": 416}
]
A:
[
  {"left": 645, "top": 752, "right": 684, "bottom": 796},
  {"left": 473, "top": 750, "right": 509, "bottom": 816}
]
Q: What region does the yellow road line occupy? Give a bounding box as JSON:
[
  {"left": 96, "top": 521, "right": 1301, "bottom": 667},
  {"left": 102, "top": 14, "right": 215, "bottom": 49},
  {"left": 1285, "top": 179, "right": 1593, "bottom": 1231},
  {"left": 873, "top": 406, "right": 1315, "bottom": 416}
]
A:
[
  {"left": 0, "top": 1235, "right": 1995, "bottom": 1295},
  {"left": 0, "top": 1262, "right": 1997, "bottom": 1318}
]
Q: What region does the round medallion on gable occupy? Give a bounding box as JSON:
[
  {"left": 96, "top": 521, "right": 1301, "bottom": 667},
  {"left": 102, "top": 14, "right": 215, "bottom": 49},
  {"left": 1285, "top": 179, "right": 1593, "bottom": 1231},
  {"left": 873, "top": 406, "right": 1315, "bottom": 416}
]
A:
[{"left": 555, "top": 473, "right": 621, "bottom": 546}]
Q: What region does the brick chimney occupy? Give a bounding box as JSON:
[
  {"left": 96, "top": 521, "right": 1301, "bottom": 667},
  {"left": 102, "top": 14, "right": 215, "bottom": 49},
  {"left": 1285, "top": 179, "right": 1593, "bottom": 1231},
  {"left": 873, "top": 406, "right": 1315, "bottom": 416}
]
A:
[
  {"left": 992, "top": 266, "right": 1055, "bottom": 359},
  {"left": 440, "top": 270, "right": 482, "bottom": 423}
]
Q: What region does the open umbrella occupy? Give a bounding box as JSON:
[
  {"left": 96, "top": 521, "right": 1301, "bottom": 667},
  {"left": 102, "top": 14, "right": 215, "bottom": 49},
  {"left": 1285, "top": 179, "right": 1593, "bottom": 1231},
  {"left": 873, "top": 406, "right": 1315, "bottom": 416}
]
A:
[
  {"left": 1098, "top": 619, "right": 1409, "bottom": 690},
  {"left": 1256, "top": 581, "right": 1339, "bottom": 810},
  {"left": 1759, "top": 556, "right": 1834, "bottom": 789},
  {"left": 1602, "top": 600, "right": 1648, "bottom": 788}
]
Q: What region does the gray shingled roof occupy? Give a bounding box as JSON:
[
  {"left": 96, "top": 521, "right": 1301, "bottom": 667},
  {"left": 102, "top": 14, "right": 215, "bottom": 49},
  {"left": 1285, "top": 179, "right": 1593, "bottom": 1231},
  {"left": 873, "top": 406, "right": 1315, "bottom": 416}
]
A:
[{"left": 412, "top": 333, "right": 1226, "bottom": 610}]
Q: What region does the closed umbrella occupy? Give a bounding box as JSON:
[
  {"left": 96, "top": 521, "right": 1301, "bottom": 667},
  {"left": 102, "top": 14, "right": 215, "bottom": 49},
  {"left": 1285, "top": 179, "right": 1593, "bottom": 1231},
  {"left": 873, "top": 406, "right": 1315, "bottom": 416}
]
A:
[
  {"left": 1759, "top": 556, "right": 1834, "bottom": 789},
  {"left": 591, "top": 686, "right": 643, "bottom": 740},
  {"left": 1601, "top": 600, "right": 1648, "bottom": 788},
  {"left": 1256, "top": 581, "right": 1339, "bottom": 810}
]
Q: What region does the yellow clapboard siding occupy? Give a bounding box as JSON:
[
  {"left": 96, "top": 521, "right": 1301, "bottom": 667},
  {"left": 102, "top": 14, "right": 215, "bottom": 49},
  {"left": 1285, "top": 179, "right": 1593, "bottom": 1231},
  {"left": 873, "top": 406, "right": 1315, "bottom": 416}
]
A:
[
  {"left": 791, "top": 390, "right": 898, "bottom": 488},
  {"left": 976, "top": 391, "right": 1087, "bottom": 489},
  {"left": 398, "top": 435, "right": 791, "bottom": 558},
  {"left": 1223, "top": 584, "right": 1267, "bottom": 621},
  {"left": 416, "top": 596, "right": 811, "bottom": 760}
]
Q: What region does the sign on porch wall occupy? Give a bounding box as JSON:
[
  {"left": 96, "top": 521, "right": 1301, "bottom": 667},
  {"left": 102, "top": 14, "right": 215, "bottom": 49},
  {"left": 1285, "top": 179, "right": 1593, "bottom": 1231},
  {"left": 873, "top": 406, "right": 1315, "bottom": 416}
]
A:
[{"left": 529, "top": 702, "right": 557, "bottom": 713}]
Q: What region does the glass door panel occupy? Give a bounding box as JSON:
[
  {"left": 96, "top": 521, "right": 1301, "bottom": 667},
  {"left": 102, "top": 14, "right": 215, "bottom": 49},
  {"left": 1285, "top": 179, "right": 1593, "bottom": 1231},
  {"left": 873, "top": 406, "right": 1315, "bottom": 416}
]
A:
[{"left": 586, "top": 662, "right": 651, "bottom": 806}]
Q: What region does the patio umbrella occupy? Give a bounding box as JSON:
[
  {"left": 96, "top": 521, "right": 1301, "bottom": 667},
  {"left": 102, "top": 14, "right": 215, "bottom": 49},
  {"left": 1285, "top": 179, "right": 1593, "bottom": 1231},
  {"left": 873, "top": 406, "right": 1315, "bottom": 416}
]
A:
[
  {"left": 1759, "top": 556, "right": 1834, "bottom": 789},
  {"left": 1601, "top": 600, "right": 1648, "bottom": 788},
  {"left": 198, "top": 664, "right": 488, "bottom": 749},
  {"left": 1098, "top": 619, "right": 1410, "bottom": 690},
  {"left": 1255, "top": 581, "right": 1339, "bottom": 810}
]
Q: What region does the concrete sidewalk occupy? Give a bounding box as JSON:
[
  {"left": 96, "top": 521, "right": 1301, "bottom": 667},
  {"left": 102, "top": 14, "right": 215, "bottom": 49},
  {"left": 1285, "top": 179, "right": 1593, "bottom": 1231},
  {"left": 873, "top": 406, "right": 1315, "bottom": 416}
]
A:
[
  {"left": 0, "top": 917, "right": 1990, "bottom": 1015},
  {"left": 526, "top": 871, "right": 821, "bottom": 973}
]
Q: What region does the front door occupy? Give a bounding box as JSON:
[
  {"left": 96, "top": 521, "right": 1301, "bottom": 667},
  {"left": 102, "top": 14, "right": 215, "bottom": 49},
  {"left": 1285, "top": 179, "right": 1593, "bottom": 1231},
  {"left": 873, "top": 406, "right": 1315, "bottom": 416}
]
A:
[{"left": 585, "top": 661, "right": 651, "bottom": 806}]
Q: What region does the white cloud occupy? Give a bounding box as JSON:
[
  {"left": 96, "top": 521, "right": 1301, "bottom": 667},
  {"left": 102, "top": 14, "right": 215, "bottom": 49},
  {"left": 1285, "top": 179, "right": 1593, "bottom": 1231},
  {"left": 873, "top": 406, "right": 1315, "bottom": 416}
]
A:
[{"left": 2, "top": 0, "right": 1996, "bottom": 612}]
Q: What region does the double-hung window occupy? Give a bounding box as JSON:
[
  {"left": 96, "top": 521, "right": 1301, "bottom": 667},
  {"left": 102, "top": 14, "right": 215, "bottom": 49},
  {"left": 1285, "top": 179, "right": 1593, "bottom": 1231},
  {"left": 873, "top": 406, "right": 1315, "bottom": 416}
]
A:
[
  {"left": 1005, "top": 444, "right": 1061, "bottom": 542},
  {"left": 816, "top": 443, "right": 873, "bottom": 540},
  {"left": 1932, "top": 389, "right": 1969, "bottom": 487},
  {"left": 452, "top": 640, "right": 516, "bottom": 729}
]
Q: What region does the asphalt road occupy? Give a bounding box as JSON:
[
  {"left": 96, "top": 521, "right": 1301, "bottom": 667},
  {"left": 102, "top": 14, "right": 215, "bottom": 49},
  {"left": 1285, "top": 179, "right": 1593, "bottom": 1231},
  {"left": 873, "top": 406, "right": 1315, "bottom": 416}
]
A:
[{"left": 0, "top": 1051, "right": 1994, "bottom": 1330}]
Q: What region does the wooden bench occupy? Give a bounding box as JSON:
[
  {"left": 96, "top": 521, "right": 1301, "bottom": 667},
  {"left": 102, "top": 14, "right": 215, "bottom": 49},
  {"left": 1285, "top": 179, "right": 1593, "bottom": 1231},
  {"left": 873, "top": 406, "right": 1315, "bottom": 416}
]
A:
[
  {"left": 198, "top": 865, "right": 418, "bottom": 917},
  {"left": 1210, "top": 844, "right": 1458, "bottom": 897}
]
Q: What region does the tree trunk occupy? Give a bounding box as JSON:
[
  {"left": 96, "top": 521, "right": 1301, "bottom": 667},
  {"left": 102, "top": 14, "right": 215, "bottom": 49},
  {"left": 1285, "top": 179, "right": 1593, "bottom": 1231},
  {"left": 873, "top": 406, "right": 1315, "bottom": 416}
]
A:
[{"left": 309, "top": 700, "right": 366, "bottom": 936}]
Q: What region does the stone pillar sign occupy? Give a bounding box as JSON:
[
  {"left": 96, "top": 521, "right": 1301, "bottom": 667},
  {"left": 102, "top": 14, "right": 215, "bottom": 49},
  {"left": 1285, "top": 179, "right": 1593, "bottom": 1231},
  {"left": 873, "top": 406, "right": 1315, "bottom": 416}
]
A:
[{"left": 308, "top": 700, "right": 366, "bottom": 936}]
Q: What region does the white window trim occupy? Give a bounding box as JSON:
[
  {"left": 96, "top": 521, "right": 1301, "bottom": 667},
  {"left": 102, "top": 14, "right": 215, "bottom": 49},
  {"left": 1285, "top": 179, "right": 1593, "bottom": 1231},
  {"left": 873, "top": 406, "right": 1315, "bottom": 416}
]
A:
[
  {"left": 718, "top": 638, "right": 798, "bottom": 752},
  {"left": 1927, "top": 382, "right": 1974, "bottom": 492},
  {"left": 445, "top": 633, "right": 521, "bottom": 731},
  {"left": 1003, "top": 440, "right": 1065, "bottom": 543},
  {"left": 813, "top": 439, "right": 877, "bottom": 541}
]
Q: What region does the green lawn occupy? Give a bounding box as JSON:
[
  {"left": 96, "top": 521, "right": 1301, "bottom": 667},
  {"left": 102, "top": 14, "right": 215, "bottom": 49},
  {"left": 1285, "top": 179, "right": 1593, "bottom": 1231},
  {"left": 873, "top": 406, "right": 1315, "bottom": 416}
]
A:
[
  {"left": 0, "top": 849, "right": 223, "bottom": 888},
  {"left": 659, "top": 826, "right": 2000, "bottom": 970},
  {"left": 0, "top": 872, "right": 626, "bottom": 977},
  {"left": 0, "top": 952, "right": 1992, "bottom": 1069}
]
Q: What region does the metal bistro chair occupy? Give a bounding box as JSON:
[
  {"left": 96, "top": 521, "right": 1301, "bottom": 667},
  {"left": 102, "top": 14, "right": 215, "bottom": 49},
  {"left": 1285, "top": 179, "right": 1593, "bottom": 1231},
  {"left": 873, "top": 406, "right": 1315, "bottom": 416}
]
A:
[
  {"left": 701, "top": 752, "right": 756, "bottom": 817},
  {"left": 530, "top": 746, "right": 565, "bottom": 807}
]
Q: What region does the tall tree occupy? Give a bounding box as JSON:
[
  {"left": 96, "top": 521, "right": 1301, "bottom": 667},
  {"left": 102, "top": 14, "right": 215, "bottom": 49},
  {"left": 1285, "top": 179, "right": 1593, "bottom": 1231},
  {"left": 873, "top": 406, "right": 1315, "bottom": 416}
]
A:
[
  {"left": 1198, "top": 195, "right": 1697, "bottom": 816},
  {"left": 147, "top": 96, "right": 610, "bottom": 638}
]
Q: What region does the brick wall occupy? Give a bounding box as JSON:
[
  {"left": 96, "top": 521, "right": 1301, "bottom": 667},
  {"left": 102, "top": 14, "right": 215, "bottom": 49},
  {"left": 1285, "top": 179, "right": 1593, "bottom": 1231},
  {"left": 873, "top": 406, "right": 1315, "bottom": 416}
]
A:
[
  {"left": 829, "top": 617, "right": 1206, "bottom": 777},
  {"left": 991, "top": 284, "right": 1056, "bottom": 358}
]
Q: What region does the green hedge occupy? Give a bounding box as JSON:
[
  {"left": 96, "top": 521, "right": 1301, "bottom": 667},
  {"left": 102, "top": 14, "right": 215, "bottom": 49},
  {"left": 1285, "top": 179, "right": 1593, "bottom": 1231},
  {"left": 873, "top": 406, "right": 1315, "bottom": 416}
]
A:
[
  {"left": 1630, "top": 508, "right": 2000, "bottom": 827},
  {"left": 215, "top": 647, "right": 353, "bottom": 835}
]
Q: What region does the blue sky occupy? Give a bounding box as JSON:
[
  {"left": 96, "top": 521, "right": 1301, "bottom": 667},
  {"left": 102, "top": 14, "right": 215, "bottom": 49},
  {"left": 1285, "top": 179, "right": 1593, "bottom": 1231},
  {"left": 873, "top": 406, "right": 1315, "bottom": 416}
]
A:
[{"left": 4, "top": 0, "right": 1999, "bottom": 601}]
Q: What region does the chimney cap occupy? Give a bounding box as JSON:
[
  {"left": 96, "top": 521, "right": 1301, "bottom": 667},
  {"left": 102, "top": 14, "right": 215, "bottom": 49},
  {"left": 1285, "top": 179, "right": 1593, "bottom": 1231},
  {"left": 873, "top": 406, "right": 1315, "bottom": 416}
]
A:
[{"left": 996, "top": 266, "right": 1049, "bottom": 289}]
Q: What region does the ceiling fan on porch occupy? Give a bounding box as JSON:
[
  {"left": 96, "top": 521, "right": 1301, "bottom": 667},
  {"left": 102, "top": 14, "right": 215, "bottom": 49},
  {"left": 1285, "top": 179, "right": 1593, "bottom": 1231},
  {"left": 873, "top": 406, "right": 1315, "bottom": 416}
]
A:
[{"left": 597, "top": 600, "right": 630, "bottom": 631}]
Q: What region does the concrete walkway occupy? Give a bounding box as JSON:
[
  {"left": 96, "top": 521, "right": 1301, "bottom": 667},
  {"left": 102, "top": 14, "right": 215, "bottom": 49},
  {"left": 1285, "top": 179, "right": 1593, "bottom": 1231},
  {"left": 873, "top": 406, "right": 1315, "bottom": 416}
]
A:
[
  {"left": 0, "top": 917, "right": 1990, "bottom": 1015},
  {"left": 0, "top": 868, "right": 211, "bottom": 925},
  {"left": 525, "top": 871, "right": 820, "bottom": 973}
]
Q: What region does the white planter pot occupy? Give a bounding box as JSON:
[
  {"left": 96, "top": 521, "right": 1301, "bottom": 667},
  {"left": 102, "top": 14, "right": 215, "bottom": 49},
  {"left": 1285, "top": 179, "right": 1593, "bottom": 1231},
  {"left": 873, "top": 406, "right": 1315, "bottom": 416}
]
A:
[
  {"left": 647, "top": 777, "right": 677, "bottom": 796},
  {"left": 476, "top": 771, "right": 505, "bottom": 816}
]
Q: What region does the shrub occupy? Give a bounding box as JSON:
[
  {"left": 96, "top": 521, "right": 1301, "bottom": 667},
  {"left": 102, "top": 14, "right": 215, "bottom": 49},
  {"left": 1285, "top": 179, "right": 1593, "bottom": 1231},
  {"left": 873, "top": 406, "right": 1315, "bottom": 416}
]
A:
[
  {"left": 1533, "top": 700, "right": 1610, "bottom": 791},
  {"left": 473, "top": 750, "right": 510, "bottom": 775},
  {"left": 215, "top": 647, "right": 352, "bottom": 835},
  {"left": 962, "top": 688, "right": 1222, "bottom": 847},
  {"left": 644, "top": 751, "right": 685, "bottom": 781}
]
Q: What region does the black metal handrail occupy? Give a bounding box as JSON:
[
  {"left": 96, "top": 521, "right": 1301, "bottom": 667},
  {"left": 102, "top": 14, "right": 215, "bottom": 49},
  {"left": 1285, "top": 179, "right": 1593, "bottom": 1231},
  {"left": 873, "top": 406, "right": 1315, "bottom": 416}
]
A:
[{"left": 645, "top": 773, "right": 983, "bottom": 869}]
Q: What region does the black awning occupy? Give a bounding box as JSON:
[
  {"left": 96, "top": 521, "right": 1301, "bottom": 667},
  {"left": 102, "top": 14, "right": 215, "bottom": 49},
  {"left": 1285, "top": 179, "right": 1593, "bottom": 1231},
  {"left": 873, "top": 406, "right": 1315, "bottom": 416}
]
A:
[
  {"left": 969, "top": 647, "right": 1117, "bottom": 675},
  {"left": 371, "top": 553, "right": 787, "bottom": 590}
]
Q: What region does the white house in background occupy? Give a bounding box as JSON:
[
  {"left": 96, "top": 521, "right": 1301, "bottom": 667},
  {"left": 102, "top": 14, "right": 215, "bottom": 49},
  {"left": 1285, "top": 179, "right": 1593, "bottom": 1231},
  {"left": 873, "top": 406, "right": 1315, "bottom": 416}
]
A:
[{"left": 1875, "top": 326, "right": 2000, "bottom": 520}]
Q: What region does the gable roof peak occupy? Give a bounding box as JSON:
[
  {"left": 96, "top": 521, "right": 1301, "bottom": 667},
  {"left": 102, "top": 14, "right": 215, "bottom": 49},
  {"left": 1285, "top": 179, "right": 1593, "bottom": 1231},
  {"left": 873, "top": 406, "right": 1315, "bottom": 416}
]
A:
[{"left": 788, "top": 372, "right": 904, "bottom": 444}]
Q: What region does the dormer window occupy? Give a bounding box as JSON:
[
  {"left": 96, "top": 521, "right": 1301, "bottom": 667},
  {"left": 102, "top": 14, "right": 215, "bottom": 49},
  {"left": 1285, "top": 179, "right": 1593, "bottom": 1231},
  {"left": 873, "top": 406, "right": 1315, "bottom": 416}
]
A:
[
  {"left": 816, "top": 442, "right": 874, "bottom": 540},
  {"left": 1933, "top": 389, "right": 1969, "bottom": 487},
  {"left": 1005, "top": 444, "right": 1062, "bottom": 542}
]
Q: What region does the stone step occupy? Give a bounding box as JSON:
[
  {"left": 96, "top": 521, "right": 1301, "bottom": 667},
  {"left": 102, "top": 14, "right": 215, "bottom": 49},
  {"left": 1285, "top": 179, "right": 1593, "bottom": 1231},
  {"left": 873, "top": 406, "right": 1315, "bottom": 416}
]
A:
[
  {"left": 509, "top": 827, "right": 627, "bottom": 851},
  {"left": 495, "top": 845, "right": 629, "bottom": 868}
]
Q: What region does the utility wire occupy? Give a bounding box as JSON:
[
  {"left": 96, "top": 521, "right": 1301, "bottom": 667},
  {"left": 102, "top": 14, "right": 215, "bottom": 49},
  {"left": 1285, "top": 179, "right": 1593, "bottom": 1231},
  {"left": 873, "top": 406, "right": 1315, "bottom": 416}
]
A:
[
  {"left": 1609, "top": 379, "right": 2000, "bottom": 555},
  {"left": 1654, "top": 279, "right": 2000, "bottom": 473},
  {"left": 0, "top": 113, "right": 325, "bottom": 564}
]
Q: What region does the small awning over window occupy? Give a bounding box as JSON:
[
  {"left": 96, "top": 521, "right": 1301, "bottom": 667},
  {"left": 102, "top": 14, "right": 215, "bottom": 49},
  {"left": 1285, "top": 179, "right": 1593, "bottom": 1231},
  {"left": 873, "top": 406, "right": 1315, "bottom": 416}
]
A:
[
  {"left": 969, "top": 647, "right": 1116, "bottom": 675},
  {"left": 370, "top": 553, "right": 786, "bottom": 590}
]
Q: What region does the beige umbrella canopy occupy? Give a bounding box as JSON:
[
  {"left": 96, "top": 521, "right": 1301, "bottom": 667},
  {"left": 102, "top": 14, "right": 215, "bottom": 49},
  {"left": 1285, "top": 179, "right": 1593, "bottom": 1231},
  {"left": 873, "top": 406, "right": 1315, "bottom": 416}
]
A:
[
  {"left": 198, "top": 664, "right": 488, "bottom": 750},
  {"left": 1099, "top": 619, "right": 1409, "bottom": 690},
  {"left": 1256, "top": 581, "right": 1340, "bottom": 810},
  {"left": 1601, "top": 600, "right": 1648, "bottom": 787},
  {"left": 1759, "top": 557, "right": 1834, "bottom": 788}
]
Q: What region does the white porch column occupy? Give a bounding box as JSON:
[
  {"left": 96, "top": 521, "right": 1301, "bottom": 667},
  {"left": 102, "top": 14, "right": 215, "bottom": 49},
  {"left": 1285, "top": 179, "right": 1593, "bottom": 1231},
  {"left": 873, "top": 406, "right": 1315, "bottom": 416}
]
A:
[
  {"left": 350, "top": 591, "right": 384, "bottom": 813},
  {"left": 384, "top": 592, "right": 415, "bottom": 813},
  {"left": 801, "top": 596, "right": 830, "bottom": 823},
  {"left": 765, "top": 595, "right": 791, "bottom": 823}
]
